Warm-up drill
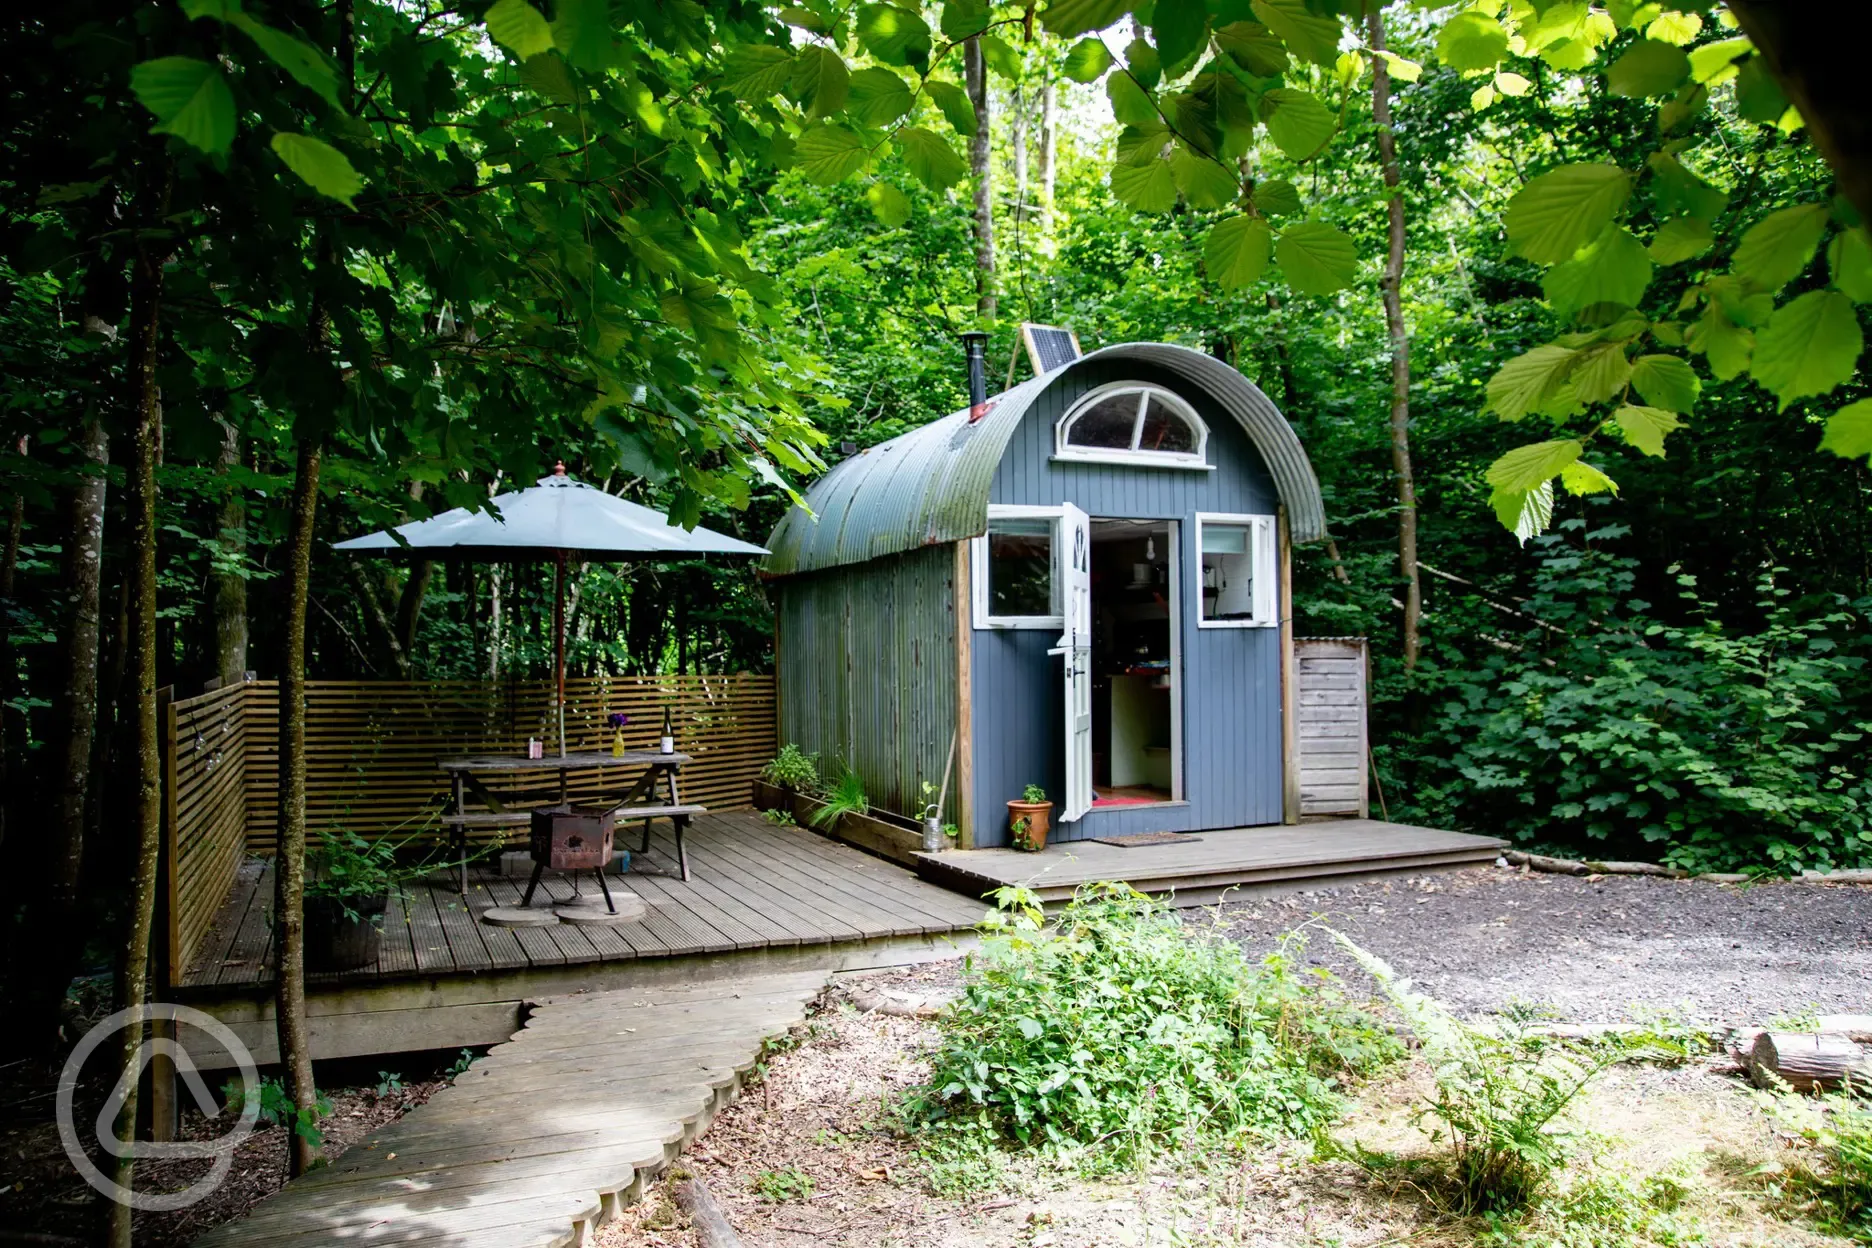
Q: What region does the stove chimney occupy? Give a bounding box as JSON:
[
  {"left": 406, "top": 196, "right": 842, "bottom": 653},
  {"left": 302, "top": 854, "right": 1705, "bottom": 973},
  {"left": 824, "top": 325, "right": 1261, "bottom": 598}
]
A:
[{"left": 960, "top": 330, "right": 990, "bottom": 422}]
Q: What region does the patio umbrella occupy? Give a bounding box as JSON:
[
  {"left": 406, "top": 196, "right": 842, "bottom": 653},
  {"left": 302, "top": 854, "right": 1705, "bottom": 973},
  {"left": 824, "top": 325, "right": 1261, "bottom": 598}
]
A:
[{"left": 333, "top": 463, "right": 768, "bottom": 755}]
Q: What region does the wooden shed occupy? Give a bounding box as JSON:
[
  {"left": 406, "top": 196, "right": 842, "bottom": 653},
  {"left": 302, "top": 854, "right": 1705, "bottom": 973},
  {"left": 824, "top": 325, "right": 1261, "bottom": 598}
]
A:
[{"left": 762, "top": 339, "right": 1365, "bottom": 848}]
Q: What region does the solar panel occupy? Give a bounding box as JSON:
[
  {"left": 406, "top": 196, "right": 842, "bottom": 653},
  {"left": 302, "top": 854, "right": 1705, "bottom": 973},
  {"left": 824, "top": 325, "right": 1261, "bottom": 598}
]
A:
[{"left": 1021, "top": 323, "right": 1083, "bottom": 375}]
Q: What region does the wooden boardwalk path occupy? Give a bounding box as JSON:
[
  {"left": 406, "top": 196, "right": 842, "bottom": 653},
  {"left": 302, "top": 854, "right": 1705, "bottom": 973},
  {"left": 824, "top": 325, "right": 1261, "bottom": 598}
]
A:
[{"left": 194, "top": 971, "right": 831, "bottom": 1247}]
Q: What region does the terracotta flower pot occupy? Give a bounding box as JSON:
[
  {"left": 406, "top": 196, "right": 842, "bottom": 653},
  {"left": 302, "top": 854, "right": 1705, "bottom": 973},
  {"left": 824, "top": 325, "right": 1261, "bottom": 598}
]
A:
[{"left": 1006, "top": 800, "right": 1053, "bottom": 851}]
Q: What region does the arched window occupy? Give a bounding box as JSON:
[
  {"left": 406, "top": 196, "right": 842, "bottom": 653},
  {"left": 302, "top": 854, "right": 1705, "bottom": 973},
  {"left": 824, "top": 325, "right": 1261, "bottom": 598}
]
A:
[{"left": 1054, "top": 383, "right": 1210, "bottom": 467}]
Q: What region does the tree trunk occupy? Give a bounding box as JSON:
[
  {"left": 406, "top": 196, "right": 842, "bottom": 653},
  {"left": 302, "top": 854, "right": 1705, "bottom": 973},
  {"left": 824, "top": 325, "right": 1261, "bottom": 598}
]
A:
[
  {"left": 1726, "top": 2, "right": 1872, "bottom": 234},
  {"left": 107, "top": 215, "right": 166, "bottom": 1248},
  {"left": 486, "top": 563, "right": 503, "bottom": 678},
  {"left": 273, "top": 434, "right": 322, "bottom": 1178},
  {"left": 1038, "top": 72, "right": 1057, "bottom": 241},
  {"left": 394, "top": 561, "right": 432, "bottom": 666},
  {"left": 0, "top": 435, "right": 26, "bottom": 854},
  {"left": 1368, "top": 12, "right": 1421, "bottom": 675},
  {"left": 211, "top": 419, "right": 248, "bottom": 685},
  {"left": 964, "top": 36, "right": 995, "bottom": 317},
  {"left": 37, "top": 414, "right": 109, "bottom": 1046},
  {"left": 1010, "top": 83, "right": 1029, "bottom": 223}
]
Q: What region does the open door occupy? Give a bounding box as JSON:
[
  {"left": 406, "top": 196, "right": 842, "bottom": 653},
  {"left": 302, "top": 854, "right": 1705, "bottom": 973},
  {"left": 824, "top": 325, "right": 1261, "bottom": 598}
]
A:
[{"left": 1054, "top": 503, "right": 1093, "bottom": 822}]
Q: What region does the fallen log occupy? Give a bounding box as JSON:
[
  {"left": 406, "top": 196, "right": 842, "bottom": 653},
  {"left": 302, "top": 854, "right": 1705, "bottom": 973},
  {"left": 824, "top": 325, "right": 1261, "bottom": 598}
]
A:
[
  {"left": 1584, "top": 860, "right": 1683, "bottom": 878},
  {"left": 1502, "top": 850, "right": 1592, "bottom": 875},
  {"left": 1748, "top": 1031, "right": 1872, "bottom": 1092},
  {"left": 1819, "top": 1015, "right": 1872, "bottom": 1043},
  {"left": 1800, "top": 869, "right": 1872, "bottom": 883},
  {"left": 676, "top": 1175, "right": 743, "bottom": 1248}
]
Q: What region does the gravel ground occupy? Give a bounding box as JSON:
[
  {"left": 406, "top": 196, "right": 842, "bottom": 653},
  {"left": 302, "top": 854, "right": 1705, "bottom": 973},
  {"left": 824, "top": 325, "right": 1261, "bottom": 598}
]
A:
[{"left": 1215, "top": 864, "right": 1872, "bottom": 1025}]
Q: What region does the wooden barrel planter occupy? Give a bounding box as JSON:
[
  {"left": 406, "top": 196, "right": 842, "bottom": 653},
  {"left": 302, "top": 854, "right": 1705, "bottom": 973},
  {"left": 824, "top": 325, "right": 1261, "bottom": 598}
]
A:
[{"left": 305, "top": 893, "right": 388, "bottom": 972}]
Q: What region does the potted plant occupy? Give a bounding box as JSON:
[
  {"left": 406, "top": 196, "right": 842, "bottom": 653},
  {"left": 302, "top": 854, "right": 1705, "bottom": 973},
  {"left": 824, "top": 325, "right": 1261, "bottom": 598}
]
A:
[
  {"left": 303, "top": 828, "right": 409, "bottom": 972},
  {"left": 754, "top": 743, "right": 821, "bottom": 814},
  {"left": 1007, "top": 784, "right": 1053, "bottom": 852}
]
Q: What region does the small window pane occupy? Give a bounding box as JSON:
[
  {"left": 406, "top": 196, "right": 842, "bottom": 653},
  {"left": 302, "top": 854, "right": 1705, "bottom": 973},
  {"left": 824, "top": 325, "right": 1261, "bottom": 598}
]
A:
[
  {"left": 1138, "top": 398, "right": 1197, "bottom": 453},
  {"left": 1201, "top": 523, "right": 1255, "bottom": 621},
  {"left": 1065, "top": 392, "right": 1140, "bottom": 449},
  {"left": 988, "top": 519, "right": 1056, "bottom": 618}
]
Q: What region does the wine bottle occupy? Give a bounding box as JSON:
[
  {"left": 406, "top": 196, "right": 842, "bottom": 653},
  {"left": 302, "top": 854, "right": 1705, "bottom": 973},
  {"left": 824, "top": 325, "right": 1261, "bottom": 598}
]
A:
[{"left": 659, "top": 705, "right": 675, "bottom": 754}]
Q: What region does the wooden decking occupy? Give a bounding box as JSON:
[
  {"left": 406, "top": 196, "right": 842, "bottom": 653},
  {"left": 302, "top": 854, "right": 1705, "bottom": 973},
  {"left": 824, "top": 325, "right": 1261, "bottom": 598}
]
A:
[
  {"left": 192, "top": 971, "right": 830, "bottom": 1248},
  {"left": 180, "top": 813, "right": 988, "bottom": 995},
  {"left": 915, "top": 818, "right": 1505, "bottom": 905}
]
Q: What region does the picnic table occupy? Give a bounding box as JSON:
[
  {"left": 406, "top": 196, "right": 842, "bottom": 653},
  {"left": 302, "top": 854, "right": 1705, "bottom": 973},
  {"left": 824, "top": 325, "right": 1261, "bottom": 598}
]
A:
[{"left": 437, "top": 750, "right": 703, "bottom": 891}]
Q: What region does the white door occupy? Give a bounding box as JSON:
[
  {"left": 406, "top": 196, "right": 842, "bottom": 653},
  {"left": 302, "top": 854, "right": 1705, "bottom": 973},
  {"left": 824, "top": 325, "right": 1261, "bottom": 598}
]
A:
[{"left": 1055, "top": 503, "right": 1093, "bottom": 822}]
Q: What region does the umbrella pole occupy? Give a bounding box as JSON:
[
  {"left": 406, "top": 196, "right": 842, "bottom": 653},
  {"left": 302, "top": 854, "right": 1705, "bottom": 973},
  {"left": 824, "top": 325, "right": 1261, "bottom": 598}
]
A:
[{"left": 554, "top": 550, "right": 567, "bottom": 759}]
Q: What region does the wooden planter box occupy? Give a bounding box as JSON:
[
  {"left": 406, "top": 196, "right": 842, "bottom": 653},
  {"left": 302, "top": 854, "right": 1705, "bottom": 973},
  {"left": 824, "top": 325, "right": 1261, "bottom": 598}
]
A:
[{"left": 750, "top": 779, "right": 925, "bottom": 866}]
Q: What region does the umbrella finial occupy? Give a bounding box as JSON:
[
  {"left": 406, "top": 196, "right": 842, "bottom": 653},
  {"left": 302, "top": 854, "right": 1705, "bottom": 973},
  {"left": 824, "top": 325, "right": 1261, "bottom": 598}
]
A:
[{"left": 553, "top": 459, "right": 567, "bottom": 476}]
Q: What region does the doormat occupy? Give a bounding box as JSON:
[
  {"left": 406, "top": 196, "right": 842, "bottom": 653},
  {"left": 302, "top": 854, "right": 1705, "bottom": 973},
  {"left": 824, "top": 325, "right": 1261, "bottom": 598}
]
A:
[{"left": 1091, "top": 832, "right": 1201, "bottom": 848}]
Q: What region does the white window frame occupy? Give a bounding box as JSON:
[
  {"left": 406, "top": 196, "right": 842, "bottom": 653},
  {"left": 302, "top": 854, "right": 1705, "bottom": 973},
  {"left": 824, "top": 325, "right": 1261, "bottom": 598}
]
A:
[
  {"left": 1194, "top": 512, "right": 1278, "bottom": 629},
  {"left": 972, "top": 504, "right": 1066, "bottom": 630},
  {"left": 1052, "top": 381, "right": 1213, "bottom": 470}
]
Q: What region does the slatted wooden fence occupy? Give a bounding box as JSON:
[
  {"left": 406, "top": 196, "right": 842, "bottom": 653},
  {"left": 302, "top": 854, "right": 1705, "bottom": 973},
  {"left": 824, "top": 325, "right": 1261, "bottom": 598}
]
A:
[
  {"left": 163, "top": 682, "right": 253, "bottom": 983},
  {"left": 1294, "top": 638, "right": 1369, "bottom": 817},
  {"left": 160, "top": 674, "right": 775, "bottom": 984}
]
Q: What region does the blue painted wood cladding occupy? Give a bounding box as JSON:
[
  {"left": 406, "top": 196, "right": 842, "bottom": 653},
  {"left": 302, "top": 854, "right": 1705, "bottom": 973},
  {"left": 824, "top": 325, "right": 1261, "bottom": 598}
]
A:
[
  {"left": 773, "top": 544, "right": 959, "bottom": 822},
  {"left": 971, "top": 360, "right": 1285, "bottom": 846}
]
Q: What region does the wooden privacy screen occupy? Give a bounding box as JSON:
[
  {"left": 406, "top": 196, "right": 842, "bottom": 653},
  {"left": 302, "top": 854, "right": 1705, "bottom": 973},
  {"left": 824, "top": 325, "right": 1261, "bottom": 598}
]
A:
[
  {"left": 1293, "top": 638, "right": 1369, "bottom": 818},
  {"left": 162, "top": 682, "right": 252, "bottom": 986},
  {"left": 160, "top": 674, "right": 775, "bottom": 983}
]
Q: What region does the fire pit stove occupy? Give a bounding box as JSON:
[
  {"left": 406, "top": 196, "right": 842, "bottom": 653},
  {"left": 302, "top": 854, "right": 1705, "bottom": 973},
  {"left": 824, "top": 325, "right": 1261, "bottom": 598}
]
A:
[{"left": 521, "top": 804, "right": 620, "bottom": 912}]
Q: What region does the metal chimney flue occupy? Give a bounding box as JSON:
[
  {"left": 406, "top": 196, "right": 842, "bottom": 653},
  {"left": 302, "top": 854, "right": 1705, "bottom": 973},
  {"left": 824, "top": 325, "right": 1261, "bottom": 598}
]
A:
[{"left": 960, "top": 331, "right": 990, "bottom": 422}]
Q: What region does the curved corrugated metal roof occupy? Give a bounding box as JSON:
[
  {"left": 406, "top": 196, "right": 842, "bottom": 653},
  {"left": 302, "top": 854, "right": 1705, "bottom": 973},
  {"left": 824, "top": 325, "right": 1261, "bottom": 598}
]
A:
[{"left": 763, "top": 342, "right": 1324, "bottom": 577}]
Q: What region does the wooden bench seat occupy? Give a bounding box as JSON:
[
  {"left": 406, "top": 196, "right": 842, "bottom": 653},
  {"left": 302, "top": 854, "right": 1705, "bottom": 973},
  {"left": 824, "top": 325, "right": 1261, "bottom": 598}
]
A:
[
  {"left": 437, "top": 811, "right": 533, "bottom": 826},
  {"left": 610, "top": 804, "right": 707, "bottom": 880}
]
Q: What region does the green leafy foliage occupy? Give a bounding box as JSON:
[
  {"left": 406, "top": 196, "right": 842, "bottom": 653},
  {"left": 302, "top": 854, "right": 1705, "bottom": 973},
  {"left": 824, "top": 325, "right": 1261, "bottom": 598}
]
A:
[
  {"left": 269, "top": 133, "right": 364, "bottom": 208},
  {"left": 485, "top": 0, "right": 555, "bottom": 61},
  {"left": 912, "top": 886, "right": 1400, "bottom": 1171},
  {"left": 1540, "top": 225, "right": 1652, "bottom": 317},
  {"left": 1605, "top": 39, "right": 1689, "bottom": 97},
  {"left": 130, "top": 57, "right": 236, "bottom": 155},
  {"left": 1062, "top": 38, "right": 1113, "bottom": 82},
  {"left": 1259, "top": 89, "right": 1337, "bottom": 161},
  {"left": 1110, "top": 157, "right": 1177, "bottom": 212},
  {"left": 1505, "top": 165, "right": 1632, "bottom": 266},
  {"left": 1609, "top": 404, "right": 1683, "bottom": 457},
  {"left": 1751, "top": 290, "right": 1865, "bottom": 410},
  {"left": 1411, "top": 537, "right": 1872, "bottom": 875},
  {"left": 896, "top": 126, "right": 967, "bottom": 190},
  {"left": 1731, "top": 204, "right": 1830, "bottom": 293},
  {"left": 923, "top": 79, "right": 977, "bottom": 137},
  {"left": 1205, "top": 216, "right": 1272, "bottom": 290},
  {"left": 1273, "top": 221, "right": 1357, "bottom": 295},
  {"left": 1758, "top": 1084, "right": 1872, "bottom": 1240},
  {"left": 761, "top": 744, "right": 822, "bottom": 793},
  {"left": 810, "top": 764, "right": 870, "bottom": 828},
  {"left": 1823, "top": 399, "right": 1872, "bottom": 463}
]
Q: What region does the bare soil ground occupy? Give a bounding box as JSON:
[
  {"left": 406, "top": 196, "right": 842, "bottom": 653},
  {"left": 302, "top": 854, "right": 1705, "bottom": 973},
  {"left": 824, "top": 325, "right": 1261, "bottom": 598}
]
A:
[
  {"left": 596, "top": 960, "right": 1859, "bottom": 1248},
  {"left": 1217, "top": 865, "right": 1872, "bottom": 1024},
  {"left": 0, "top": 1048, "right": 449, "bottom": 1247}
]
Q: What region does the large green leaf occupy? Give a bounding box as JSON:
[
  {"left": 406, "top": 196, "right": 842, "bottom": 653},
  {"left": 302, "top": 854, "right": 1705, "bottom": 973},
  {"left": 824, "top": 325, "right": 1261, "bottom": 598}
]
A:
[
  {"left": 1648, "top": 216, "right": 1713, "bottom": 264},
  {"left": 1606, "top": 38, "right": 1689, "bottom": 96},
  {"left": 485, "top": 0, "right": 554, "bottom": 61},
  {"left": 792, "top": 46, "right": 850, "bottom": 119},
  {"left": 1609, "top": 404, "right": 1682, "bottom": 457},
  {"left": 1215, "top": 21, "right": 1288, "bottom": 76},
  {"left": 1110, "top": 158, "right": 1177, "bottom": 212},
  {"left": 1107, "top": 73, "right": 1159, "bottom": 127},
  {"left": 270, "top": 132, "right": 364, "bottom": 207},
  {"left": 1485, "top": 344, "right": 1578, "bottom": 421},
  {"left": 1252, "top": 0, "right": 1342, "bottom": 67},
  {"left": 865, "top": 181, "right": 912, "bottom": 228},
  {"left": 979, "top": 34, "right": 1021, "bottom": 77},
  {"left": 233, "top": 15, "right": 341, "bottom": 106},
  {"left": 1504, "top": 164, "right": 1631, "bottom": 265},
  {"left": 1541, "top": 225, "right": 1652, "bottom": 316},
  {"left": 1259, "top": 89, "right": 1336, "bottom": 161},
  {"left": 1486, "top": 439, "right": 1583, "bottom": 492},
  {"left": 1649, "top": 152, "right": 1729, "bottom": 221},
  {"left": 1688, "top": 35, "right": 1752, "bottom": 83},
  {"left": 1205, "top": 216, "right": 1272, "bottom": 290},
  {"left": 1559, "top": 459, "right": 1619, "bottom": 496},
  {"left": 1252, "top": 179, "right": 1301, "bottom": 217},
  {"left": 795, "top": 123, "right": 869, "bottom": 184},
  {"left": 131, "top": 58, "right": 236, "bottom": 156},
  {"left": 1629, "top": 354, "right": 1700, "bottom": 411},
  {"left": 1041, "top": 0, "right": 1129, "bottom": 38},
  {"left": 1063, "top": 38, "right": 1114, "bottom": 83},
  {"left": 847, "top": 67, "right": 914, "bottom": 126},
  {"left": 1169, "top": 147, "right": 1237, "bottom": 210},
  {"left": 1821, "top": 398, "right": 1872, "bottom": 462},
  {"left": 1123, "top": 38, "right": 1162, "bottom": 88},
  {"left": 551, "top": 0, "right": 614, "bottom": 71},
  {"left": 1750, "top": 289, "right": 1864, "bottom": 410},
  {"left": 856, "top": 4, "right": 931, "bottom": 69},
  {"left": 1730, "top": 203, "right": 1828, "bottom": 292},
  {"left": 1274, "top": 221, "right": 1357, "bottom": 296},
  {"left": 896, "top": 126, "right": 967, "bottom": 190},
  {"left": 1437, "top": 11, "right": 1509, "bottom": 72},
  {"left": 722, "top": 46, "right": 795, "bottom": 101},
  {"left": 925, "top": 79, "right": 978, "bottom": 136},
  {"left": 517, "top": 53, "right": 578, "bottom": 103},
  {"left": 938, "top": 0, "right": 990, "bottom": 41},
  {"left": 1831, "top": 229, "right": 1872, "bottom": 303},
  {"left": 1733, "top": 54, "right": 1788, "bottom": 123},
  {"left": 1569, "top": 343, "right": 1633, "bottom": 404},
  {"left": 1153, "top": 3, "right": 1209, "bottom": 71},
  {"left": 1492, "top": 480, "right": 1555, "bottom": 545},
  {"left": 1686, "top": 303, "right": 1753, "bottom": 380}
]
